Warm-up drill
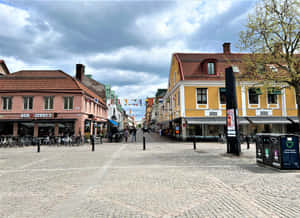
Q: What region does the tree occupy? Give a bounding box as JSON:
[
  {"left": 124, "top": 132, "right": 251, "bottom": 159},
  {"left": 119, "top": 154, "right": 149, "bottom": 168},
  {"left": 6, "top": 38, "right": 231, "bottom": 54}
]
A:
[{"left": 239, "top": 0, "right": 300, "bottom": 128}]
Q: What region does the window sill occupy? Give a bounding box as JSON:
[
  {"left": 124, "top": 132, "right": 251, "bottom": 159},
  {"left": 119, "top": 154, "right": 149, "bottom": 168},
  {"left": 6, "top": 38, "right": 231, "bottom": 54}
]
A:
[
  {"left": 248, "top": 104, "right": 260, "bottom": 109},
  {"left": 196, "top": 104, "right": 208, "bottom": 109},
  {"left": 267, "top": 104, "right": 279, "bottom": 109}
]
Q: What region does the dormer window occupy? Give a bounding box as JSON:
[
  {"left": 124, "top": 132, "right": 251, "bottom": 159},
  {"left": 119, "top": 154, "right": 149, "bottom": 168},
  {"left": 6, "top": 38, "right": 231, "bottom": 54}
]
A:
[
  {"left": 207, "top": 62, "right": 215, "bottom": 75},
  {"left": 201, "top": 59, "right": 217, "bottom": 75}
]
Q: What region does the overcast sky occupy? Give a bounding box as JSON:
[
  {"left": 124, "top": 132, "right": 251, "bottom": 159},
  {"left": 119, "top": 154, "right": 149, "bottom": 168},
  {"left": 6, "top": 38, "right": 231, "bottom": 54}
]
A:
[{"left": 0, "top": 0, "right": 255, "bottom": 120}]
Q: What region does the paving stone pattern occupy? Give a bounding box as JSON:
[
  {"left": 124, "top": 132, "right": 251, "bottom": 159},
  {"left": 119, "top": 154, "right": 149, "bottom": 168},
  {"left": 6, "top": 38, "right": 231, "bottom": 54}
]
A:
[{"left": 0, "top": 132, "right": 300, "bottom": 217}]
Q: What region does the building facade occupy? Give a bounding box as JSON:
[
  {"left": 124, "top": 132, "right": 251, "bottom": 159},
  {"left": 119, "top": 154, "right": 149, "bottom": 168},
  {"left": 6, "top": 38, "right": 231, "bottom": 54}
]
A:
[
  {"left": 163, "top": 43, "right": 299, "bottom": 140},
  {"left": 105, "top": 85, "right": 124, "bottom": 130},
  {"left": 0, "top": 67, "right": 107, "bottom": 138}
]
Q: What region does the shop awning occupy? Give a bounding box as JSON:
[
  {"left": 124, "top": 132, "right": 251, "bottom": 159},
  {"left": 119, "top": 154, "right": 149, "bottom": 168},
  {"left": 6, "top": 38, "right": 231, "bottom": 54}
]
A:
[
  {"left": 186, "top": 117, "right": 250, "bottom": 125},
  {"left": 287, "top": 116, "right": 299, "bottom": 123},
  {"left": 187, "top": 117, "right": 226, "bottom": 125},
  {"left": 247, "top": 117, "right": 291, "bottom": 124},
  {"left": 108, "top": 119, "right": 118, "bottom": 127}
]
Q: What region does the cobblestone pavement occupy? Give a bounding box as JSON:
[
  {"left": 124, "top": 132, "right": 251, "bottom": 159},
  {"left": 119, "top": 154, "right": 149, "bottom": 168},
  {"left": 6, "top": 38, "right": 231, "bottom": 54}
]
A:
[{"left": 0, "top": 134, "right": 300, "bottom": 217}]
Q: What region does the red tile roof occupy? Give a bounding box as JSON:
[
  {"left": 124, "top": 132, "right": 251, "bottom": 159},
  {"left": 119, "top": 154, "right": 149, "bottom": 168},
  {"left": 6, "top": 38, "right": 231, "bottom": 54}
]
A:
[
  {"left": 174, "top": 53, "right": 247, "bottom": 81},
  {"left": 0, "top": 70, "right": 106, "bottom": 106}
]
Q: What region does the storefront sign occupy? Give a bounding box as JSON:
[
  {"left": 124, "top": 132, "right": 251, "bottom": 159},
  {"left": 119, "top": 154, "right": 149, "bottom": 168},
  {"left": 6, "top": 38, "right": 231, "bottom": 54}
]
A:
[
  {"left": 20, "top": 113, "right": 52, "bottom": 118},
  {"left": 21, "top": 114, "right": 30, "bottom": 118},
  {"left": 34, "top": 113, "right": 52, "bottom": 118}
]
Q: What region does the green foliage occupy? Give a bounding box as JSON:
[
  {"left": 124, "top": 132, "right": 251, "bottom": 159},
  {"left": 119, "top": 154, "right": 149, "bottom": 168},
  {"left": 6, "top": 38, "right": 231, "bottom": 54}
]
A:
[
  {"left": 239, "top": 0, "right": 300, "bottom": 86},
  {"left": 239, "top": 0, "right": 300, "bottom": 122}
]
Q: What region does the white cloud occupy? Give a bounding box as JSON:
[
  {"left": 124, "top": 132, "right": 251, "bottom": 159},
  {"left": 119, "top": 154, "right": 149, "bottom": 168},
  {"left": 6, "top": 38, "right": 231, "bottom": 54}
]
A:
[
  {"left": 0, "top": 3, "right": 30, "bottom": 38},
  {"left": 132, "top": 0, "right": 235, "bottom": 42},
  {"left": 87, "top": 40, "right": 196, "bottom": 70},
  {"left": 0, "top": 56, "right": 27, "bottom": 72}
]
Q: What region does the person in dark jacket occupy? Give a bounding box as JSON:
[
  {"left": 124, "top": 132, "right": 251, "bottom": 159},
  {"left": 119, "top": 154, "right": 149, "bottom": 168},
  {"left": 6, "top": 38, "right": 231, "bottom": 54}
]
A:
[
  {"left": 90, "top": 134, "right": 95, "bottom": 151},
  {"left": 131, "top": 127, "right": 137, "bottom": 142}
]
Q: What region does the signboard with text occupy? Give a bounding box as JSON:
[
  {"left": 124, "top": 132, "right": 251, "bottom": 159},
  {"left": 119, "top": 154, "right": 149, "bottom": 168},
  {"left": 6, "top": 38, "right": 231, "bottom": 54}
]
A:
[{"left": 20, "top": 113, "right": 52, "bottom": 118}]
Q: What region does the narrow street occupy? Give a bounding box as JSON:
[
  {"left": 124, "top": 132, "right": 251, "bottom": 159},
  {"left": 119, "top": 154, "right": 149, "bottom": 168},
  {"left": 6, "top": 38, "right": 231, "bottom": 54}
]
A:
[{"left": 135, "top": 129, "right": 175, "bottom": 143}]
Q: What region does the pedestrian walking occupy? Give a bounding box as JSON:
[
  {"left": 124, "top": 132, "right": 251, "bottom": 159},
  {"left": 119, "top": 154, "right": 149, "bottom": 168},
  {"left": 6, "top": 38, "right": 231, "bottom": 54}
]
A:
[
  {"left": 246, "top": 135, "right": 250, "bottom": 149},
  {"left": 124, "top": 128, "right": 129, "bottom": 143},
  {"left": 131, "top": 127, "right": 137, "bottom": 142}
]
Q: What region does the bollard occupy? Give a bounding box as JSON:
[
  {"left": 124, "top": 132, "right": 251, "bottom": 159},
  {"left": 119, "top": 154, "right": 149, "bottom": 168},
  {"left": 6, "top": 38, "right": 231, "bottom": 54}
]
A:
[
  {"left": 100, "top": 136, "right": 103, "bottom": 144},
  {"left": 37, "top": 139, "right": 40, "bottom": 153},
  {"left": 193, "top": 136, "right": 196, "bottom": 150},
  {"left": 143, "top": 136, "right": 146, "bottom": 150},
  {"left": 92, "top": 141, "right": 95, "bottom": 152}
]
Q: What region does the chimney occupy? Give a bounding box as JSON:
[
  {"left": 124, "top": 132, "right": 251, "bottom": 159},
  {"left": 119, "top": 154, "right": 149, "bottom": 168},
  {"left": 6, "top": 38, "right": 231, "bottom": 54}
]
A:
[
  {"left": 223, "top": 42, "right": 231, "bottom": 54},
  {"left": 274, "top": 42, "right": 283, "bottom": 54},
  {"left": 76, "top": 64, "right": 85, "bottom": 81}
]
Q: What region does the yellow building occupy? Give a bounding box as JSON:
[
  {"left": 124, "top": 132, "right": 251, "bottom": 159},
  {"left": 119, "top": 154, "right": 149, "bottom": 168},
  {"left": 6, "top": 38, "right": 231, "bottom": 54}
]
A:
[{"left": 162, "top": 43, "right": 298, "bottom": 140}]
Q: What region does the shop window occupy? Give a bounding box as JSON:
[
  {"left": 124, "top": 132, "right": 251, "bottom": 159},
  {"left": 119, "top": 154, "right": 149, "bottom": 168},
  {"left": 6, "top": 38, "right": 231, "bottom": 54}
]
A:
[
  {"left": 44, "top": 96, "right": 54, "bottom": 110},
  {"left": 84, "top": 120, "right": 91, "bottom": 133},
  {"left": 59, "top": 122, "right": 75, "bottom": 136},
  {"left": 248, "top": 88, "right": 260, "bottom": 104},
  {"left": 23, "top": 96, "right": 33, "bottom": 110},
  {"left": 197, "top": 88, "right": 207, "bottom": 104},
  {"left": 64, "top": 96, "right": 73, "bottom": 110},
  {"left": 38, "top": 123, "right": 54, "bottom": 137},
  {"left": 219, "top": 88, "right": 226, "bottom": 104},
  {"left": 18, "top": 122, "right": 34, "bottom": 136},
  {"left": 2, "top": 96, "right": 12, "bottom": 110},
  {"left": 187, "top": 124, "right": 202, "bottom": 136},
  {"left": 207, "top": 62, "right": 215, "bottom": 75}
]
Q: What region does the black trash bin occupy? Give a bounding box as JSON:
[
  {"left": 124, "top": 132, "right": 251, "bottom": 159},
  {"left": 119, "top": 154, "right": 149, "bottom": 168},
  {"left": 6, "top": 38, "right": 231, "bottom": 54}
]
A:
[{"left": 256, "top": 133, "right": 300, "bottom": 169}]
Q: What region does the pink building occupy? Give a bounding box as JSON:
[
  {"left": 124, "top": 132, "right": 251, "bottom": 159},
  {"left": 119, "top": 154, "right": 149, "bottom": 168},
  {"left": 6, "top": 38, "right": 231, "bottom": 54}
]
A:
[{"left": 0, "top": 63, "right": 107, "bottom": 138}]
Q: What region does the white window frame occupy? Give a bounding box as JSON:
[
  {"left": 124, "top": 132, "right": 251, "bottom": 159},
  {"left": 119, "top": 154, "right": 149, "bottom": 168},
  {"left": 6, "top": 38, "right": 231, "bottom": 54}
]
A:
[
  {"left": 23, "top": 96, "right": 33, "bottom": 110},
  {"left": 218, "top": 88, "right": 226, "bottom": 106},
  {"left": 207, "top": 62, "right": 215, "bottom": 75},
  {"left": 2, "top": 96, "right": 12, "bottom": 110},
  {"left": 267, "top": 91, "right": 279, "bottom": 109},
  {"left": 44, "top": 96, "right": 54, "bottom": 110},
  {"left": 64, "top": 96, "right": 73, "bottom": 110},
  {"left": 196, "top": 88, "right": 208, "bottom": 109},
  {"left": 247, "top": 88, "right": 260, "bottom": 108}
]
